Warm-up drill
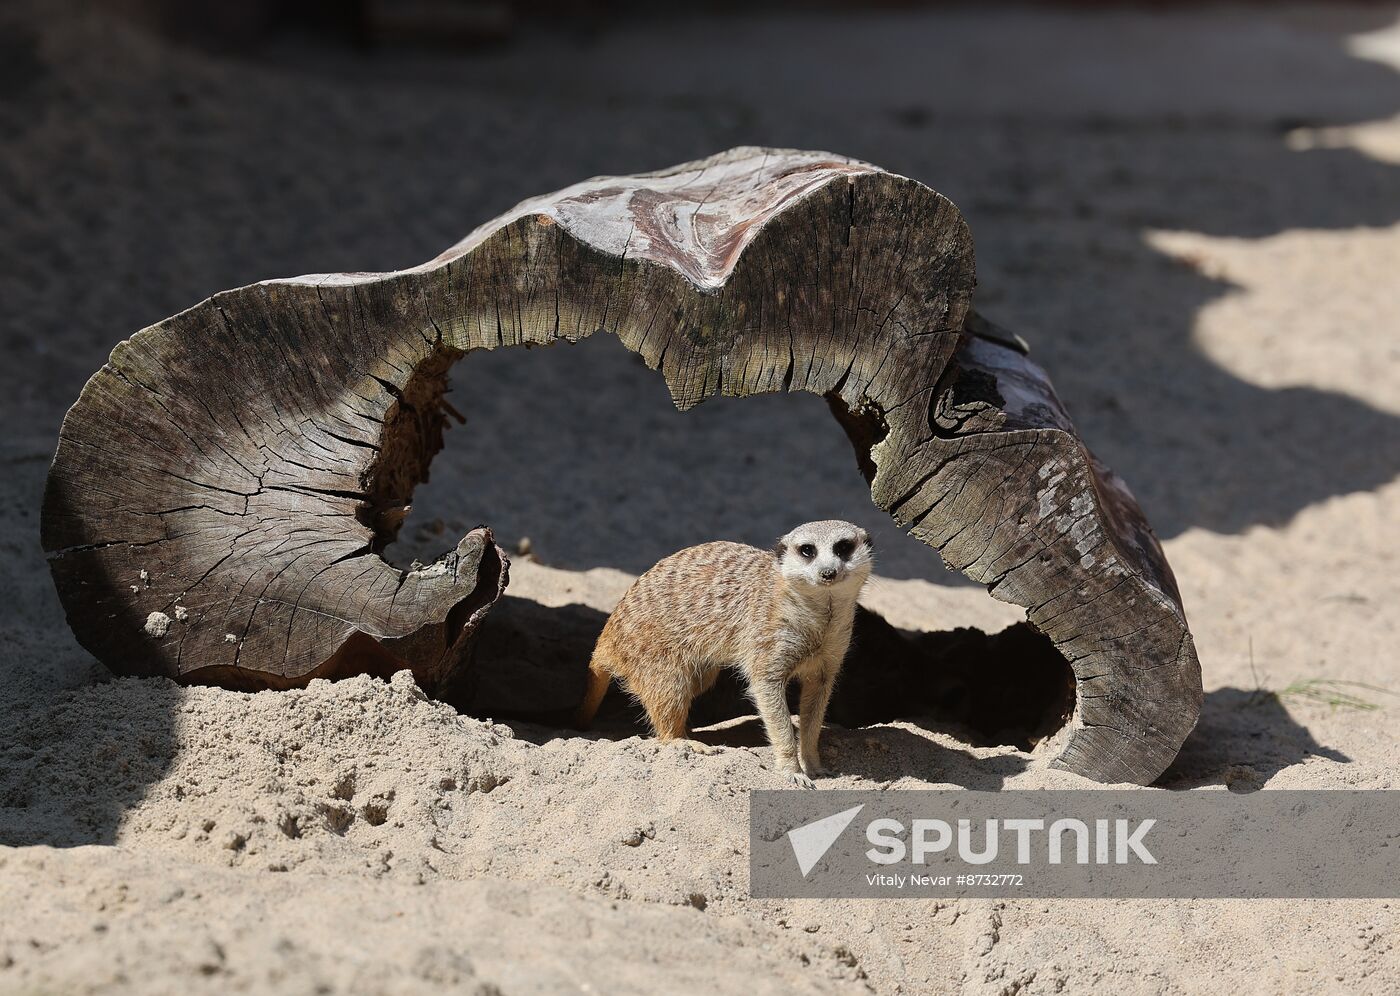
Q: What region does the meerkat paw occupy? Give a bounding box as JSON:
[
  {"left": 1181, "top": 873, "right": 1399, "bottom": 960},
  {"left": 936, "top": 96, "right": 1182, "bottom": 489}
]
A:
[{"left": 786, "top": 770, "right": 817, "bottom": 790}]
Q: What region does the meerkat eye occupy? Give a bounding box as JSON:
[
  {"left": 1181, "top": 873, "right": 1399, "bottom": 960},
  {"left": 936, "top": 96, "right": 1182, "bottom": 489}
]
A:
[
  {"left": 798, "top": 543, "right": 817, "bottom": 560},
  {"left": 833, "top": 538, "right": 855, "bottom": 559}
]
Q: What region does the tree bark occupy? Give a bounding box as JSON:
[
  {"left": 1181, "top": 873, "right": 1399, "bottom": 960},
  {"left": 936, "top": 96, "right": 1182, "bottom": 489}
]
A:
[{"left": 42, "top": 146, "right": 1200, "bottom": 782}]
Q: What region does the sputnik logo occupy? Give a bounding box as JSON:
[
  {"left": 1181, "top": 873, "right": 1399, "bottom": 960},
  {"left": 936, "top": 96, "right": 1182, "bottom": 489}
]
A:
[{"left": 787, "top": 804, "right": 865, "bottom": 877}]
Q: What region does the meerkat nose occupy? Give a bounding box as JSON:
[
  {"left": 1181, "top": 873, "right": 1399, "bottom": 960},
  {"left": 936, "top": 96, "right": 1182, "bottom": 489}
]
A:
[{"left": 820, "top": 567, "right": 837, "bottom": 581}]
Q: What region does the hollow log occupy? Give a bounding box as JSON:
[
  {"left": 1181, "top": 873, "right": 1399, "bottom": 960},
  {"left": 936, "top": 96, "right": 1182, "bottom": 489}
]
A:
[{"left": 42, "top": 146, "right": 1200, "bottom": 782}]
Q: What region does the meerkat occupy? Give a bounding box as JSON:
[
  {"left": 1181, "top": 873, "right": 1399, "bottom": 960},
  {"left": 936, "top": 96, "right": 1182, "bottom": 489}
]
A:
[{"left": 574, "top": 520, "right": 874, "bottom": 788}]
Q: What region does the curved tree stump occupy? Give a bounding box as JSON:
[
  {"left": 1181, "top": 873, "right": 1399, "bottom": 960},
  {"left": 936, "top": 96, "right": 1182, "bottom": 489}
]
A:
[{"left": 42, "top": 147, "right": 1200, "bottom": 782}]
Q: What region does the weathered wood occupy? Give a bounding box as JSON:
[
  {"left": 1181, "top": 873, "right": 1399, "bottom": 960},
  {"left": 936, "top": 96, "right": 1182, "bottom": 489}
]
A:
[{"left": 42, "top": 146, "right": 1200, "bottom": 782}]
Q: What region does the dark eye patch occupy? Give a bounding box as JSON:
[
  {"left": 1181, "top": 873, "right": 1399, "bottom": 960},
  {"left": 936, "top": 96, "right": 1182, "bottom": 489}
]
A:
[
  {"left": 833, "top": 538, "right": 855, "bottom": 559},
  {"left": 798, "top": 543, "right": 817, "bottom": 559}
]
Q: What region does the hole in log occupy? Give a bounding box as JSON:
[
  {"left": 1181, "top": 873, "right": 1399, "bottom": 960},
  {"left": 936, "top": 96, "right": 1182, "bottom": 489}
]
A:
[
  {"left": 907, "top": 624, "right": 1076, "bottom": 751},
  {"left": 387, "top": 335, "right": 969, "bottom": 582},
  {"left": 380, "top": 334, "right": 1076, "bottom": 753}
]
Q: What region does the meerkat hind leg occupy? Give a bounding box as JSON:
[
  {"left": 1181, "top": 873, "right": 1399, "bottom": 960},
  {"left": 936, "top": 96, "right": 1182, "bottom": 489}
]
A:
[
  {"left": 644, "top": 697, "right": 689, "bottom": 741},
  {"left": 677, "top": 667, "right": 724, "bottom": 755},
  {"left": 640, "top": 666, "right": 723, "bottom": 756}
]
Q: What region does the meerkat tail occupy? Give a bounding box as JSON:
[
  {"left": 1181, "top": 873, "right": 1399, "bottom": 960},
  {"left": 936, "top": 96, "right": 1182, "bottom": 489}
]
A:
[{"left": 573, "top": 657, "right": 613, "bottom": 730}]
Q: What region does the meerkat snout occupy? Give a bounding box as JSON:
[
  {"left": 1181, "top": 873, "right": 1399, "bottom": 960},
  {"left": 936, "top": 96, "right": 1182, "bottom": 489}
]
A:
[{"left": 574, "top": 520, "right": 874, "bottom": 789}]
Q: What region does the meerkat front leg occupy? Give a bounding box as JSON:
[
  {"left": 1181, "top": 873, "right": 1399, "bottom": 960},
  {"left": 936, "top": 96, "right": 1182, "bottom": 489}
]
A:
[
  {"left": 750, "top": 668, "right": 812, "bottom": 789},
  {"left": 797, "top": 658, "right": 838, "bottom": 779}
]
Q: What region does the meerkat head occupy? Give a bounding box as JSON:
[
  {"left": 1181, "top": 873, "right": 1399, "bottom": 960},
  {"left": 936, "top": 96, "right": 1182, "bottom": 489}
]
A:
[{"left": 773, "top": 520, "right": 874, "bottom": 591}]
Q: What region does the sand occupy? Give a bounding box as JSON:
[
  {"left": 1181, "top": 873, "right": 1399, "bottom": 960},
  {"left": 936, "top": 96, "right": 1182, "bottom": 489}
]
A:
[{"left": 2, "top": 1, "right": 1398, "bottom": 992}]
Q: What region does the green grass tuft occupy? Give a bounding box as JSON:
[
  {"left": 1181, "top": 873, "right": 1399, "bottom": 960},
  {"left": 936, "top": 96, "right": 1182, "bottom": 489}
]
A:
[{"left": 1276, "top": 678, "right": 1392, "bottom": 712}]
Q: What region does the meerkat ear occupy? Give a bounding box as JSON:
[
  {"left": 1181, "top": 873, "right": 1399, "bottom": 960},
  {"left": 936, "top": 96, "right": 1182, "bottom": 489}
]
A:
[
  {"left": 771, "top": 539, "right": 786, "bottom": 561},
  {"left": 859, "top": 528, "right": 874, "bottom": 549}
]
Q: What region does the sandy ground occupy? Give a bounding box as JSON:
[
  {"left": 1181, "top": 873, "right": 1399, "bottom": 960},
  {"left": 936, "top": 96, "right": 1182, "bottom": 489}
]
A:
[{"left": 2, "top": 1, "right": 1399, "bottom": 993}]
